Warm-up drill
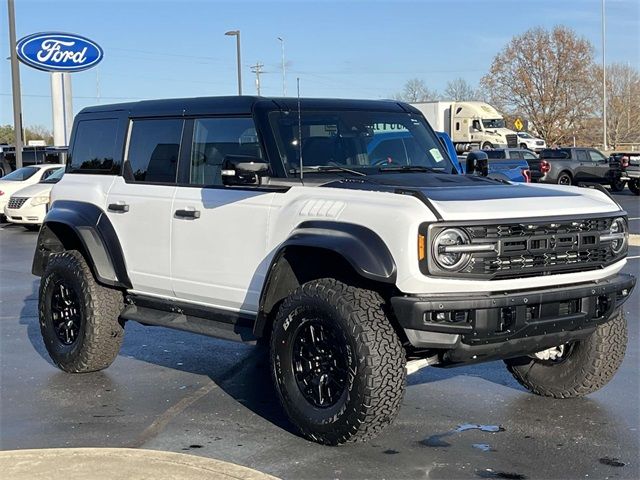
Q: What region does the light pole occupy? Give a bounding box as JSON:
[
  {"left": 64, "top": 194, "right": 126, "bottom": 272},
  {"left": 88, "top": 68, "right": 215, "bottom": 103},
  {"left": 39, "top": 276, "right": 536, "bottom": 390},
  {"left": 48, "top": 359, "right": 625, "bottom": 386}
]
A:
[
  {"left": 225, "top": 30, "right": 242, "bottom": 95},
  {"left": 602, "top": 0, "right": 607, "bottom": 150},
  {"left": 277, "top": 36, "right": 286, "bottom": 96},
  {"left": 7, "top": 0, "right": 24, "bottom": 168}
]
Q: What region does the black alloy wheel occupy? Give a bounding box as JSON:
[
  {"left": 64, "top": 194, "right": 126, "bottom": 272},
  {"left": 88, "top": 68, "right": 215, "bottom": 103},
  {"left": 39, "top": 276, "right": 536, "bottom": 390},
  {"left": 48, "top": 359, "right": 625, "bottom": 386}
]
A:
[
  {"left": 291, "top": 319, "right": 349, "bottom": 409},
  {"left": 50, "top": 278, "right": 82, "bottom": 345}
]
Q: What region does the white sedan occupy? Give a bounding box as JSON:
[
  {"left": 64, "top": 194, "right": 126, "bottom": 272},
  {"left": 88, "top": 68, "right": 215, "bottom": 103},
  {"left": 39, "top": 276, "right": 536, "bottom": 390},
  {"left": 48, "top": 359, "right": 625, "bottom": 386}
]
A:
[
  {"left": 516, "top": 132, "right": 546, "bottom": 152},
  {"left": 4, "top": 167, "right": 64, "bottom": 230},
  {"left": 0, "top": 164, "right": 64, "bottom": 223}
]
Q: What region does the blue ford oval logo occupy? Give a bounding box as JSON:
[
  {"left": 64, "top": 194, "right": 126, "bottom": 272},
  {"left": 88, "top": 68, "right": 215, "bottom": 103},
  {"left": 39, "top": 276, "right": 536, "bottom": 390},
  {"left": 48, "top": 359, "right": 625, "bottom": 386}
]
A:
[{"left": 16, "top": 32, "right": 103, "bottom": 72}]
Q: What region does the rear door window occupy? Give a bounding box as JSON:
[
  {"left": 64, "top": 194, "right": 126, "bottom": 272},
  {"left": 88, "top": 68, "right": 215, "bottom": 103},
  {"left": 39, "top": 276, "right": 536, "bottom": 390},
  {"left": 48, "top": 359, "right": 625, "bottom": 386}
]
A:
[
  {"left": 576, "top": 150, "right": 588, "bottom": 161},
  {"left": 127, "top": 118, "right": 184, "bottom": 183}
]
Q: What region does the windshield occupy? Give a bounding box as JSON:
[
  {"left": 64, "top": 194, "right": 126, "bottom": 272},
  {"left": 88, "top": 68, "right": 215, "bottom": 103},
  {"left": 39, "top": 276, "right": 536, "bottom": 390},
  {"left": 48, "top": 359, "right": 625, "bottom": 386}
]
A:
[
  {"left": 269, "top": 110, "right": 456, "bottom": 175},
  {"left": 482, "top": 118, "right": 506, "bottom": 129},
  {"left": 1, "top": 166, "right": 39, "bottom": 181},
  {"left": 40, "top": 167, "right": 64, "bottom": 183},
  {"left": 518, "top": 132, "right": 532, "bottom": 139}
]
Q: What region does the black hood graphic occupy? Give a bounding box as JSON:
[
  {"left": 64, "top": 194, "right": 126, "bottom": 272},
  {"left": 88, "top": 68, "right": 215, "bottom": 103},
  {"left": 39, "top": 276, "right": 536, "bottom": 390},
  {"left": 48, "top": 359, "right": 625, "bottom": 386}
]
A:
[{"left": 321, "top": 173, "right": 581, "bottom": 201}]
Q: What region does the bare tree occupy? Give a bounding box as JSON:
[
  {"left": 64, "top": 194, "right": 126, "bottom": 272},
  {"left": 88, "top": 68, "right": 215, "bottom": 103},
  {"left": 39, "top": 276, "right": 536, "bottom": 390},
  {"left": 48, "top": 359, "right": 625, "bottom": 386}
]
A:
[
  {"left": 480, "top": 26, "right": 596, "bottom": 145},
  {"left": 394, "top": 78, "right": 439, "bottom": 102},
  {"left": 593, "top": 63, "right": 640, "bottom": 149},
  {"left": 444, "top": 78, "right": 477, "bottom": 101}
]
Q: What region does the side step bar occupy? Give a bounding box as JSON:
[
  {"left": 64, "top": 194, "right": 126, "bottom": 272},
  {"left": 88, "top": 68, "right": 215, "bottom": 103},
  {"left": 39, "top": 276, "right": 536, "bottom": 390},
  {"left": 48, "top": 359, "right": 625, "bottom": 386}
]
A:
[{"left": 120, "top": 303, "right": 257, "bottom": 344}]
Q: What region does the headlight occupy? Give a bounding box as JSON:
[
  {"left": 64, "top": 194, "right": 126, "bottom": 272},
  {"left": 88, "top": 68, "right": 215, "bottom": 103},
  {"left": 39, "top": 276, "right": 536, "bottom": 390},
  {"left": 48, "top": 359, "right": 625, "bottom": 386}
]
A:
[
  {"left": 30, "top": 195, "right": 50, "bottom": 206},
  {"left": 606, "top": 217, "right": 628, "bottom": 254},
  {"left": 432, "top": 228, "right": 472, "bottom": 271}
]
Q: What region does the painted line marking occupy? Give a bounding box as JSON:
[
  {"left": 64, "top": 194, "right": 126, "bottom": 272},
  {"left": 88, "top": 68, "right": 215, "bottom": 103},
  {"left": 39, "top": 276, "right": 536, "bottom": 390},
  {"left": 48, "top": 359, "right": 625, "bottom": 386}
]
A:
[
  {"left": 627, "top": 255, "right": 640, "bottom": 260},
  {"left": 630, "top": 234, "right": 640, "bottom": 247},
  {"left": 628, "top": 217, "right": 640, "bottom": 221}
]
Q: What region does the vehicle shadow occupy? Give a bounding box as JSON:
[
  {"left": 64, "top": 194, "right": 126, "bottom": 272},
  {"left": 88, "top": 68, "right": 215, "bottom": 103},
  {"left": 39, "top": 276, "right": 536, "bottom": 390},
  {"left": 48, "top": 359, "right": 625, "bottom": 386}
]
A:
[{"left": 18, "top": 279, "right": 55, "bottom": 367}]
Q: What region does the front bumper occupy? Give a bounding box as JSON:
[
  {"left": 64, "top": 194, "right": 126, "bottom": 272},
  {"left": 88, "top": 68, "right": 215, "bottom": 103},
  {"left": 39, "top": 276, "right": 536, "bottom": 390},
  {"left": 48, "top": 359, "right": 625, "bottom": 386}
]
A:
[
  {"left": 391, "top": 273, "right": 636, "bottom": 365},
  {"left": 3, "top": 203, "right": 46, "bottom": 225}
]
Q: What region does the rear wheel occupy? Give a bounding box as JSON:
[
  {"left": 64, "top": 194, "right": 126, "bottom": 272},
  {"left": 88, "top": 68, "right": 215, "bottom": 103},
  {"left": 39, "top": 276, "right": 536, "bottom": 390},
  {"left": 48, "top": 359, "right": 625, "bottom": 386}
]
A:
[
  {"left": 628, "top": 178, "right": 640, "bottom": 195},
  {"left": 39, "top": 250, "right": 125, "bottom": 373},
  {"left": 270, "top": 278, "right": 406, "bottom": 445},
  {"left": 557, "top": 172, "right": 572, "bottom": 185},
  {"left": 504, "top": 309, "right": 627, "bottom": 398},
  {"left": 482, "top": 142, "right": 493, "bottom": 150},
  {"left": 610, "top": 179, "right": 625, "bottom": 192}
]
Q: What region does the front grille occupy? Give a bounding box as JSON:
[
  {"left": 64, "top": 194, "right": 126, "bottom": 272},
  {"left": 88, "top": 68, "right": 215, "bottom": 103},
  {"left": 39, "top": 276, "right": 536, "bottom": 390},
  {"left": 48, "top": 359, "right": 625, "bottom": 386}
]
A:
[
  {"left": 8, "top": 197, "right": 27, "bottom": 209},
  {"left": 466, "top": 217, "right": 615, "bottom": 278},
  {"left": 506, "top": 134, "right": 518, "bottom": 148},
  {"left": 423, "top": 216, "right": 623, "bottom": 280},
  {"left": 536, "top": 140, "right": 544, "bottom": 146}
]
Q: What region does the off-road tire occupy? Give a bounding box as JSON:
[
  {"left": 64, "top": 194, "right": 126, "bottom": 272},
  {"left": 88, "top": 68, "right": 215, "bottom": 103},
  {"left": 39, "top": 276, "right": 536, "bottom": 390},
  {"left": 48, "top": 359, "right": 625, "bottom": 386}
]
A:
[
  {"left": 557, "top": 172, "right": 572, "bottom": 186},
  {"left": 270, "top": 278, "right": 406, "bottom": 445},
  {"left": 504, "top": 309, "right": 627, "bottom": 398},
  {"left": 610, "top": 179, "right": 625, "bottom": 192},
  {"left": 628, "top": 178, "right": 640, "bottom": 195},
  {"left": 39, "top": 250, "right": 125, "bottom": 373}
]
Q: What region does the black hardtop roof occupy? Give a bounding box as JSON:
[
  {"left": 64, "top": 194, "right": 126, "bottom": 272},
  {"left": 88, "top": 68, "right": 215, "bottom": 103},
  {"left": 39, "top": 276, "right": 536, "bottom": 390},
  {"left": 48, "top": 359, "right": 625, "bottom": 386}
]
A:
[{"left": 78, "top": 96, "right": 417, "bottom": 118}]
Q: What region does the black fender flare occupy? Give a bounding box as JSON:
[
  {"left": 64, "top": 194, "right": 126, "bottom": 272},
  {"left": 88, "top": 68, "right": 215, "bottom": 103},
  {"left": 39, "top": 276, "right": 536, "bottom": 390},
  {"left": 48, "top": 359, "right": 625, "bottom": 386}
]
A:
[
  {"left": 32, "top": 200, "right": 131, "bottom": 288},
  {"left": 254, "top": 220, "right": 397, "bottom": 337}
]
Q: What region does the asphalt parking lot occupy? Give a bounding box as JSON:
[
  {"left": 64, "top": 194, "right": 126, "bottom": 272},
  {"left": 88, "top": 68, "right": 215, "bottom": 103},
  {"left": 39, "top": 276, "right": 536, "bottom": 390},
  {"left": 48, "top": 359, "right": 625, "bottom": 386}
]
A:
[{"left": 1, "top": 191, "right": 638, "bottom": 480}]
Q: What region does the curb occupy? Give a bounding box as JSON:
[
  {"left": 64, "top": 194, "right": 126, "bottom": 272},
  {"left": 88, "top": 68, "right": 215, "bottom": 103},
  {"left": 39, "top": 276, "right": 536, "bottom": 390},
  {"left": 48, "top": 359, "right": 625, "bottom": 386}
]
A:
[{"left": 0, "top": 448, "right": 280, "bottom": 480}]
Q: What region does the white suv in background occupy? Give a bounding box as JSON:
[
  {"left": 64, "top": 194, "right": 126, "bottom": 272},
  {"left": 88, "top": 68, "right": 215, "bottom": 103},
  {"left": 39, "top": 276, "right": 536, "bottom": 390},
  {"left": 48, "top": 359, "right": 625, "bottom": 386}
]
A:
[
  {"left": 517, "top": 131, "right": 546, "bottom": 152},
  {"left": 4, "top": 167, "right": 64, "bottom": 230},
  {"left": 0, "top": 164, "right": 64, "bottom": 222}
]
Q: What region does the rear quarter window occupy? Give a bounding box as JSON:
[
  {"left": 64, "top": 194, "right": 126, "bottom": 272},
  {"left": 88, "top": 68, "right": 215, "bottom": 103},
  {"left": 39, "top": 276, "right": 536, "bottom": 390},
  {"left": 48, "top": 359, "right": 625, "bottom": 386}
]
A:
[{"left": 68, "top": 118, "right": 121, "bottom": 174}]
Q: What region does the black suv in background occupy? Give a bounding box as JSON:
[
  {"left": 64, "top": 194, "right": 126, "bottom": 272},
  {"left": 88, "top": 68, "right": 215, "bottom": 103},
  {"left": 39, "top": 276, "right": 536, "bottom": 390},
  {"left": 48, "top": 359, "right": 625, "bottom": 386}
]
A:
[
  {"left": 527, "top": 147, "right": 622, "bottom": 188},
  {"left": 610, "top": 152, "right": 640, "bottom": 195}
]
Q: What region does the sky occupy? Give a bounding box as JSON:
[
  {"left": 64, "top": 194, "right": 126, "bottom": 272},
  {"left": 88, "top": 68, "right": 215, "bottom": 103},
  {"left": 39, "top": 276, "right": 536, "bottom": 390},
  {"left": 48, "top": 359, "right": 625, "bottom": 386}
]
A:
[{"left": 1, "top": 0, "right": 638, "bottom": 131}]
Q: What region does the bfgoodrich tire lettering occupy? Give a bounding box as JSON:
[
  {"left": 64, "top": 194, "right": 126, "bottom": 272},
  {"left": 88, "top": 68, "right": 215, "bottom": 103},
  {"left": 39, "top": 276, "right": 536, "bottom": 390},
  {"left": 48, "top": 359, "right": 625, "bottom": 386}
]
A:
[
  {"left": 504, "top": 309, "right": 627, "bottom": 398},
  {"left": 270, "top": 278, "right": 406, "bottom": 445},
  {"left": 39, "top": 250, "right": 125, "bottom": 373}
]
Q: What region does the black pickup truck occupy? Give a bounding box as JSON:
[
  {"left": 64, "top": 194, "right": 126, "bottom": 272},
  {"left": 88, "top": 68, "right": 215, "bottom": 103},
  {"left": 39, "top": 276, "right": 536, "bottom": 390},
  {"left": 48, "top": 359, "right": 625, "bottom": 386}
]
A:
[
  {"left": 610, "top": 152, "right": 640, "bottom": 195},
  {"left": 526, "top": 147, "right": 622, "bottom": 188}
]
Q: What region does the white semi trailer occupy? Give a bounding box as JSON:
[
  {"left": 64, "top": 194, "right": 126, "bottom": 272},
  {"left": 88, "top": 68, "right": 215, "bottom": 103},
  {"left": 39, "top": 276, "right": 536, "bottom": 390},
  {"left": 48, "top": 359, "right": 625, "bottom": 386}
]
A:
[{"left": 412, "top": 101, "right": 518, "bottom": 153}]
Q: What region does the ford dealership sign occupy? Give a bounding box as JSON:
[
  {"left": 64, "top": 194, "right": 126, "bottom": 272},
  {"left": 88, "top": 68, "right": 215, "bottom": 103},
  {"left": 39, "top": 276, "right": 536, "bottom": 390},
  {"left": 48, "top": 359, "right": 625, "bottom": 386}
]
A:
[{"left": 16, "top": 32, "right": 103, "bottom": 72}]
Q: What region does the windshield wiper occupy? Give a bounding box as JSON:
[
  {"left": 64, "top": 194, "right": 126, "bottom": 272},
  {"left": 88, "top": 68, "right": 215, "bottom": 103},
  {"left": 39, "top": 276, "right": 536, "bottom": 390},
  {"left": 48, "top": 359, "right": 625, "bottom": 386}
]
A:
[
  {"left": 378, "top": 165, "right": 442, "bottom": 173},
  {"left": 293, "top": 165, "right": 367, "bottom": 177}
]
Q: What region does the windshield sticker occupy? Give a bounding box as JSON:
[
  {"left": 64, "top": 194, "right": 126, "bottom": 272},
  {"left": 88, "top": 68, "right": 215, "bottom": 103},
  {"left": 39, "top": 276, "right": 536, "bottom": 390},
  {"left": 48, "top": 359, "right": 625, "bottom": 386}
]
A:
[{"left": 430, "top": 148, "right": 444, "bottom": 162}]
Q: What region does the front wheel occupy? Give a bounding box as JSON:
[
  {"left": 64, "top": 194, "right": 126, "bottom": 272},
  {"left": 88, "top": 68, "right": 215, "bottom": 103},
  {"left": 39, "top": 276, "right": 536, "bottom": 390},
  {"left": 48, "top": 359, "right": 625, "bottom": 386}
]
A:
[
  {"left": 504, "top": 309, "right": 627, "bottom": 398},
  {"left": 270, "top": 278, "right": 406, "bottom": 445},
  {"left": 628, "top": 178, "right": 640, "bottom": 195},
  {"left": 520, "top": 143, "right": 529, "bottom": 150},
  {"left": 482, "top": 142, "right": 493, "bottom": 150},
  {"left": 39, "top": 250, "right": 125, "bottom": 373}
]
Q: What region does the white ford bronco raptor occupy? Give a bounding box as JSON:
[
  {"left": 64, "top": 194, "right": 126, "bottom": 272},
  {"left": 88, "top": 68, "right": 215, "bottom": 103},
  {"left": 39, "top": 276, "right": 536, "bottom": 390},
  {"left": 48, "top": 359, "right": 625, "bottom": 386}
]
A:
[{"left": 33, "top": 96, "right": 635, "bottom": 445}]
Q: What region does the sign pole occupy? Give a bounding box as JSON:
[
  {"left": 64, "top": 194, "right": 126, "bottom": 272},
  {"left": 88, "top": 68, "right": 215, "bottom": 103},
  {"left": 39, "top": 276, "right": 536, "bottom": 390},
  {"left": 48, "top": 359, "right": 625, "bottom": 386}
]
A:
[{"left": 7, "top": 0, "right": 24, "bottom": 168}]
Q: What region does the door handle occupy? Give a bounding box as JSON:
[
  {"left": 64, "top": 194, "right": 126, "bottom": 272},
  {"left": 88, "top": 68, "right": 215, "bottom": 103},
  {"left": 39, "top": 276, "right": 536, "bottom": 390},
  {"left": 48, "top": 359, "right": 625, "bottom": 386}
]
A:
[
  {"left": 108, "top": 203, "right": 129, "bottom": 213},
  {"left": 175, "top": 209, "right": 201, "bottom": 219}
]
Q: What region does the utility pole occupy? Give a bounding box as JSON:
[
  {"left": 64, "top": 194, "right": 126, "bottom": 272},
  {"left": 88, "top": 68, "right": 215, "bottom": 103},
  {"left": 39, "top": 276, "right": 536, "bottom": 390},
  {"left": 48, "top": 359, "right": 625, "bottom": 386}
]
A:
[
  {"left": 7, "top": 0, "right": 23, "bottom": 168},
  {"left": 277, "top": 37, "right": 286, "bottom": 96},
  {"left": 602, "top": 0, "right": 607, "bottom": 151},
  {"left": 250, "top": 62, "right": 264, "bottom": 96}
]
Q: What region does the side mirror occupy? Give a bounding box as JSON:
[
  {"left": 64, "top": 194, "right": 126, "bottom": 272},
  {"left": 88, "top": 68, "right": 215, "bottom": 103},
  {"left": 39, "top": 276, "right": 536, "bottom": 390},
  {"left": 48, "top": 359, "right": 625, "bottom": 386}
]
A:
[
  {"left": 465, "top": 151, "right": 489, "bottom": 177},
  {"left": 221, "top": 155, "right": 269, "bottom": 185}
]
